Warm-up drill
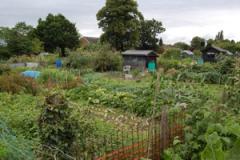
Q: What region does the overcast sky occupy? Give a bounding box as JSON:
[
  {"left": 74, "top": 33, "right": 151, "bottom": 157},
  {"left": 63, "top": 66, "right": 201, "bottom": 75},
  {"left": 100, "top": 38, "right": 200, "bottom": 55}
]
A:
[{"left": 0, "top": 0, "right": 240, "bottom": 44}]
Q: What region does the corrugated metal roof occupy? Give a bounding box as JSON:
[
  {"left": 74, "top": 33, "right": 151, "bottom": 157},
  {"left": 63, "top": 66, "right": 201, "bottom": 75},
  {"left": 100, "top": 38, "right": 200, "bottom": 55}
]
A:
[
  {"left": 211, "top": 45, "right": 233, "bottom": 55},
  {"left": 122, "top": 50, "right": 156, "bottom": 56}
]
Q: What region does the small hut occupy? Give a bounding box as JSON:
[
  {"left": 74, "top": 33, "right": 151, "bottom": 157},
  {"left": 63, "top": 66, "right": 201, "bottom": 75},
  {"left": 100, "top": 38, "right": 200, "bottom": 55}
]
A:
[
  {"left": 202, "top": 45, "right": 233, "bottom": 62},
  {"left": 122, "top": 50, "right": 158, "bottom": 72}
]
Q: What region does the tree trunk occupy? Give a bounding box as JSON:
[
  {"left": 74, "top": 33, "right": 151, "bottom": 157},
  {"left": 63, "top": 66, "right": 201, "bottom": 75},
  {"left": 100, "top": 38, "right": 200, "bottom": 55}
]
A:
[{"left": 60, "top": 47, "right": 66, "bottom": 57}]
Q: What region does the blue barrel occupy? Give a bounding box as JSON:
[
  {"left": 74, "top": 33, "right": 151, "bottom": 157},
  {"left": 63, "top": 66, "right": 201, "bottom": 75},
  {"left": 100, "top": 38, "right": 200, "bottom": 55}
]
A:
[{"left": 55, "top": 59, "right": 62, "bottom": 68}]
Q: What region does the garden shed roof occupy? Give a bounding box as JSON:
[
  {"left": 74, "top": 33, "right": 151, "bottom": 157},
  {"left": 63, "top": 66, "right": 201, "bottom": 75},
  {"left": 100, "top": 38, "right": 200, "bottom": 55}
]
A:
[{"left": 122, "top": 50, "right": 157, "bottom": 56}]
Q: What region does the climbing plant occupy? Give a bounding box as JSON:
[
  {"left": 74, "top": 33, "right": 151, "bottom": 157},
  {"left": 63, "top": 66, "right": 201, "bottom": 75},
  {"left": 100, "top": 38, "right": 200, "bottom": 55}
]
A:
[{"left": 38, "top": 93, "right": 78, "bottom": 160}]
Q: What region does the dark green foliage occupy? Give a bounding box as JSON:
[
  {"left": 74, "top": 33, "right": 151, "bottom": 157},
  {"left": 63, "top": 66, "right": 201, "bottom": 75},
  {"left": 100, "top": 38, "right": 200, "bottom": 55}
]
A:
[
  {"left": 35, "top": 14, "right": 80, "bottom": 56},
  {"left": 138, "top": 19, "right": 165, "bottom": 50},
  {"left": 38, "top": 93, "right": 78, "bottom": 160},
  {"left": 7, "top": 22, "right": 33, "bottom": 55},
  {"left": 215, "top": 30, "right": 224, "bottom": 41},
  {"left": 66, "top": 51, "right": 94, "bottom": 70},
  {"left": 97, "top": 0, "right": 143, "bottom": 51},
  {"left": 219, "top": 57, "right": 235, "bottom": 75},
  {"left": 94, "top": 49, "right": 123, "bottom": 72},
  {"left": 0, "top": 22, "right": 43, "bottom": 57},
  {"left": 191, "top": 36, "right": 205, "bottom": 50},
  {"left": 0, "top": 47, "right": 11, "bottom": 59}
]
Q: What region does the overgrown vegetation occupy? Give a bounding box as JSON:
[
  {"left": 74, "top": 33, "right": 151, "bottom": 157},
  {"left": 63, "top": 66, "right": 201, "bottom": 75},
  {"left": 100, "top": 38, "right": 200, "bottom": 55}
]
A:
[{"left": 0, "top": 1, "right": 240, "bottom": 159}]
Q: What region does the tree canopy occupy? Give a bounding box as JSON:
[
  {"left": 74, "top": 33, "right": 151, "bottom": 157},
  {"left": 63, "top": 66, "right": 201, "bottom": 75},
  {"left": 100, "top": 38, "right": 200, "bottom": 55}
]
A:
[
  {"left": 97, "top": 0, "right": 143, "bottom": 51},
  {"left": 191, "top": 36, "right": 205, "bottom": 50},
  {"left": 215, "top": 30, "right": 224, "bottom": 41},
  {"left": 35, "top": 14, "right": 80, "bottom": 57},
  {"left": 138, "top": 19, "right": 165, "bottom": 50},
  {"left": 0, "top": 22, "right": 43, "bottom": 57}
]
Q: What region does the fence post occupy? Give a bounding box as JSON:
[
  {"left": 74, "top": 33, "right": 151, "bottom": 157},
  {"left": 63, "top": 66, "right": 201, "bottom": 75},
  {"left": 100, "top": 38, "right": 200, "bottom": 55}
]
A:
[{"left": 160, "top": 106, "right": 169, "bottom": 155}]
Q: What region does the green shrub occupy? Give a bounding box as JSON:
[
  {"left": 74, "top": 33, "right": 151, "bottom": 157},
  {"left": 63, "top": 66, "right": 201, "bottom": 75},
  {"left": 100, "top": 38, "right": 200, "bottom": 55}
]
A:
[
  {"left": 65, "top": 51, "right": 94, "bottom": 69},
  {"left": 0, "top": 92, "right": 40, "bottom": 141},
  {"left": 0, "top": 64, "right": 11, "bottom": 75},
  {"left": 162, "top": 48, "right": 181, "bottom": 59},
  {"left": 38, "top": 93, "right": 78, "bottom": 159},
  {"left": 191, "top": 63, "right": 217, "bottom": 73},
  {"left": 94, "top": 49, "right": 122, "bottom": 72},
  {"left": 218, "top": 57, "right": 235, "bottom": 75},
  {"left": 202, "top": 71, "right": 222, "bottom": 84},
  {"left": 0, "top": 47, "right": 11, "bottom": 59}
]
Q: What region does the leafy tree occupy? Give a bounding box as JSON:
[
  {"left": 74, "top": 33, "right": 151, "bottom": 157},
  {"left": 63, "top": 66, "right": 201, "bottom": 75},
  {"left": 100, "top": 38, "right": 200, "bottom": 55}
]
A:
[
  {"left": 0, "top": 22, "right": 43, "bottom": 56},
  {"left": 31, "top": 38, "right": 44, "bottom": 53},
  {"left": 191, "top": 36, "right": 205, "bottom": 50},
  {"left": 174, "top": 42, "right": 190, "bottom": 50},
  {"left": 0, "top": 27, "right": 11, "bottom": 41},
  {"left": 35, "top": 14, "right": 80, "bottom": 57},
  {"left": 138, "top": 19, "right": 165, "bottom": 50},
  {"left": 7, "top": 22, "right": 34, "bottom": 55},
  {"left": 0, "top": 27, "right": 11, "bottom": 59},
  {"left": 215, "top": 30, "right": 224, "bottom": 41},
  {"left": 97, "top": 0, "right": 143, "bottom": 51}
]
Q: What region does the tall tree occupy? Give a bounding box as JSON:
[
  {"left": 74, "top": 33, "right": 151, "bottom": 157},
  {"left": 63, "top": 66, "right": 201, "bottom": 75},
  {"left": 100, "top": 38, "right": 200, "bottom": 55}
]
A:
[
  {"left": 215, "top": 30, "right": 224, "bottom": 41},
  {"left": 97, "top": 0, "right": 143, "bottom": 51},
  {"left": 138, "top": 19, "right": 165, "bottom": 50},
  {"left": 35, "top": 14, "right": 80, "bottom": 57},
  {"left": 7, "top": 22, "right": 34, "bottom": 55},
  {"left": 191, "top": 36, "right": 205, "bottom": 50}
]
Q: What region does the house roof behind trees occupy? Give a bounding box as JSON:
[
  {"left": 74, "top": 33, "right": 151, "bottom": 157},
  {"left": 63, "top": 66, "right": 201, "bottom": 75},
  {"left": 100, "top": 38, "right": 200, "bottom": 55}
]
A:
[{"left": 122, "top": 50, "right": 158, "bottom": 56}]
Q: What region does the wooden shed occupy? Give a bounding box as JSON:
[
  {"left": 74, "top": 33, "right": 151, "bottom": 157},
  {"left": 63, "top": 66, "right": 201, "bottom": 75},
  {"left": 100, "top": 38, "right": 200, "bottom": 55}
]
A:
[
  {"left": 122, "top": 50, "right": 158, "bottom": 71},
  {"left": 202, "top": 45, "right": 233, "bottom": 62}
]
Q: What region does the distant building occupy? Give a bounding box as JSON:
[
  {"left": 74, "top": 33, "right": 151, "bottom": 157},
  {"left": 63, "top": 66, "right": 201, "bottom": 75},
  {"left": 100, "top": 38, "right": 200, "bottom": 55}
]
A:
[
  {"left": 80, "top": 36, "right": 99, "bottom": 48},
  {"left": 122, "top": 50, "right": 158, "bottom": 72},
  {"left": 202, "top": 45, "right": 233, "bottom": 62}
]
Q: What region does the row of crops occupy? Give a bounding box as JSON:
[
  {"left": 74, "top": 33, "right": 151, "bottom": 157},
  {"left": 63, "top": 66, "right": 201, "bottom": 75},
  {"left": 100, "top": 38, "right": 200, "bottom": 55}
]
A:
[{"left": 0, "top": 53, "right": 239, "bottom": 159}]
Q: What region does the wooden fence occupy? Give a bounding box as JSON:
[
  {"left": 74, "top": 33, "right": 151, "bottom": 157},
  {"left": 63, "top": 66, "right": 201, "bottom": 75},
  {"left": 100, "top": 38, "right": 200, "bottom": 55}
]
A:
[{"left": 89, "top": 108, "right": 186, "bottom": 160}]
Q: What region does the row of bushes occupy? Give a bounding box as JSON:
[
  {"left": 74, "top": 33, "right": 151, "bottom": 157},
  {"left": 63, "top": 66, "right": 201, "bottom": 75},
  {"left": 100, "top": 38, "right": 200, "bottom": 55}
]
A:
[{"left": 66, "top": 44, "right": 123, "bottom": 72}]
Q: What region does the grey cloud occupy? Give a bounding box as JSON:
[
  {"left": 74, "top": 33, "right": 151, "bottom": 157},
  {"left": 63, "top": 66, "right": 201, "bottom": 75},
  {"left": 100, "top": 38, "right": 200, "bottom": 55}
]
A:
[{"left": 0, "top": 0, "right": 240, "bottom": 43}]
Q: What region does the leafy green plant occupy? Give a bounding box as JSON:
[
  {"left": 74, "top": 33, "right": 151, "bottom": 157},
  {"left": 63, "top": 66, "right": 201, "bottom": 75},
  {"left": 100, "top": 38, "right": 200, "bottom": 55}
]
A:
[
  {"left": 0, "top": 64, "right": 11, "bottom": 75},
  {"left": 0, "top": 119, "right": 34, "bottom": 160},
  {"left": 65, "top": 51, "right": 95, "bottom": 70},
  {"left": 38, "top": 93, "right": 78, "bottom": 160},
  {"left": 94, "top": 48, "right": 122, "bottom": 72},
  {"left": 162, "top": 48, "right": 181, "bottom": 59}
]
